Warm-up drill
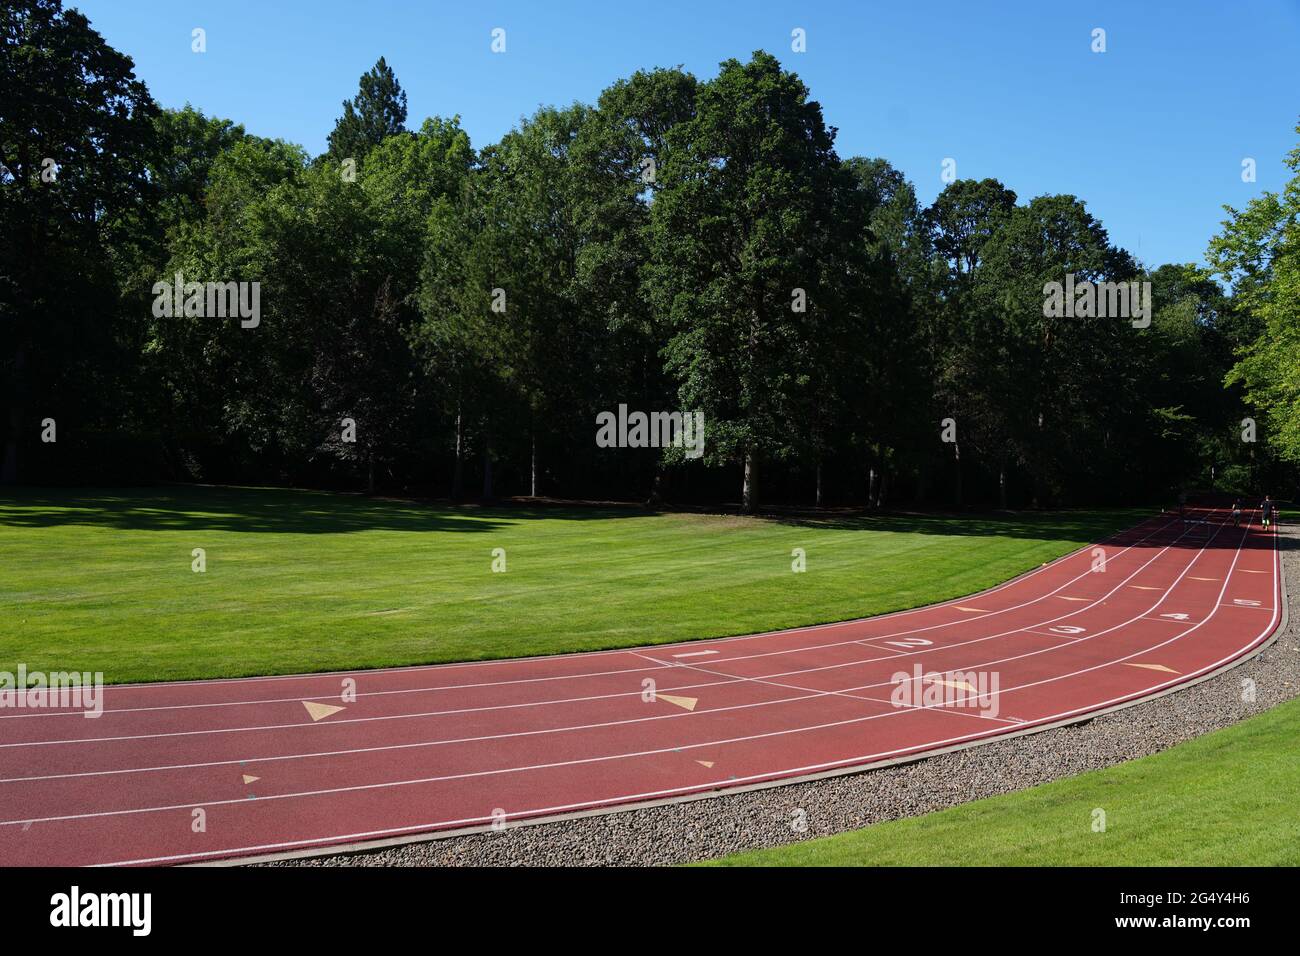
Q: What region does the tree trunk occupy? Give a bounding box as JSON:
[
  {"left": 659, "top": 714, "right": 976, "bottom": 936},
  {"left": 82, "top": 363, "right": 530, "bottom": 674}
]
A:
[
  {"left": 647, "top": 466, "right": 665, "bottom": 508},
  {"left": 367, "top": 451, "right": 375, "bottom": 494},
  {"left": 1, "top": 411, "right": 18, "bottom": 485},
  {"left": 451, "top": 406, "right": 464, "bottom": 501},
  {"left": 1031, "top": 411, "right": 1043, "bottom": 509},
  {"left": 482, "top": 418, "right": 494, "bottom": 501},
  {"left": 879, "top": 467, "right": 890, "bottom": 508},
  {"left": 2, "top": 347, "right": 25, "bottom": 484},
  {"left": 868, "top": 465, "right": 878, "bottom": 509},
  {"left": 742, "top": 450, "right": 759, "bottom": 514},
  {"left": 530, "top": 430, "right": 537, "bottom": 498},
  {"left": 998, "top": 459, "right": 1008, "bottom": 510},
  {"left": 815, "top": 462, "right": 823, "bottom": 508},
  {"left": 953, "top": 442, "right": 963, "bottom": 508}
]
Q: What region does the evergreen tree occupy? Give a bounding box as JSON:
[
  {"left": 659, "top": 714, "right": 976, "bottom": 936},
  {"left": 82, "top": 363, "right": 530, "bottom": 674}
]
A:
[{"left": 325, "top": 56, "right": 408, "bottom": 164}]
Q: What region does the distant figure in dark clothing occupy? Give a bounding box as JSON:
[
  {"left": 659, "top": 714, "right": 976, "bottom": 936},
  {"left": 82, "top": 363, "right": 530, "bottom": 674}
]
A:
[
  {"left": 1232, "top": 500, "right": 1242, "bottom": 527},
  {"left": 1261, "top": 496, "right": 1273, "bottom": 528}
]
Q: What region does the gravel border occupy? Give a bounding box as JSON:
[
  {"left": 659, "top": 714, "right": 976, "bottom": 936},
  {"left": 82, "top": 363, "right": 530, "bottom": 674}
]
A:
[{"left": 256, "top": 524, "right": 1298, "bottom": 867}]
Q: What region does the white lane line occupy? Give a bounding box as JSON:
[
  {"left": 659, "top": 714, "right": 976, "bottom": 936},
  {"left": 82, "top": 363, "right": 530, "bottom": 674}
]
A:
[
  {"left": 855, "top": 640, "right": 906, "bottom": 653},
  {"left": 2, "top": 515, "right": 1180, "bottom": 716},
  {"left": 1020, "top": 629, "right": 1087, "bottom": 642},
  {"left": 0, "top": 520, "right": 1201, "bottom": 750}
]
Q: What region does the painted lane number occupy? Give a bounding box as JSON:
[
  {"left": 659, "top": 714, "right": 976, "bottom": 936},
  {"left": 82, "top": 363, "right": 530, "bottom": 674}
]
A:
[{"left": 884, "top": 638, "right": 934, "bottom": 649}]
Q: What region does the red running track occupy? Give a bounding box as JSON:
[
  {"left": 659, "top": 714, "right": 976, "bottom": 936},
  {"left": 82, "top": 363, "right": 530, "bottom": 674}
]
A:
[{"left": 0, "top": 509, "right": 1282, "bottom": 866}]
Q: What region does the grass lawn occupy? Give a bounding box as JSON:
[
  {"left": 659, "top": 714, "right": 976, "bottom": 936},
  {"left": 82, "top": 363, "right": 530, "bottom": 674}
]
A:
[
  {"left": 0, "top": 484, "right": 1145, "bottom": 683},
  {"left": 706, "top": 695, "right": 1300, "bottom": 866}
]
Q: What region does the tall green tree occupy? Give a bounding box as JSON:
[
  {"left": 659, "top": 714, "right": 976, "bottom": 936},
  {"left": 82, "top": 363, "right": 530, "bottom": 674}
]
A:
[
  {"left": 150, "top": 106, "right": 248, "bottom": 237},
  {"left": 571, "top": 67, "right": 698, "bottom": 501},
  {"left": 1, "top": 0, "right": 158, "bottom": 483},
  {"left": 418, "top": 107, "right": 590, "bottom": 499},
  {"left": 927, "top": 178, "right": 1018, "bottom": 281},
  {"left": 1211, "top": 123, "right": 1300, "bottom": 467},
  {"left": 149, "top": 138, "right": 311, "bottom": 478},
  {"left": 975, "top": 195, "right": 1140, "bottom": 505},
  {"left": 842, "top": 157, "right": 936, "bottom": 507},
  {"left": 924, "top": 178, "right": 1017, "bottom": 504},
  {"left": 1138, "top": 264, "right": 1242, "bottom": 492},
  {"left": 647, "top": 52, "right": 854, "bottom": 511},
  {"left": 324, "top": 56, "right": 407, "bottom": 165},
  {"left": 155, "top": 116, "right": 473, "bottom": 491},
  {"left": 360, "top": 116, "right": 472, "bottom": 489}
]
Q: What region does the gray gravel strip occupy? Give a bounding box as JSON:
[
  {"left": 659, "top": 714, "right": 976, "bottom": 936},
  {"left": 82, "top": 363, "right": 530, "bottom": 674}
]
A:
[{"left": 256, "top": 525, "right": 1298, "bottom": 867}]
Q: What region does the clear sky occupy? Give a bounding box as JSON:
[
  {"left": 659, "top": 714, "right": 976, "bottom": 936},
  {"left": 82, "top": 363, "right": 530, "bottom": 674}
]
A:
[{"left": 71, "top": 0, "right": 1300, "bottom": 269}]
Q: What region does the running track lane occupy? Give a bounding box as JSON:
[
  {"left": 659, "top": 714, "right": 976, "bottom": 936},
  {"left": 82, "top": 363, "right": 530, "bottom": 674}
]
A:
[{"left": 0, "top": 510, "right": 1281, "bottom": 866}]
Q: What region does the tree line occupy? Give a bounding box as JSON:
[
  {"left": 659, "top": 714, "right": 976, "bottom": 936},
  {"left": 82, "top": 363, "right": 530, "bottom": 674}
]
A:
[{"left": 3, "top": 0, "right": 1297, "bottom": 511}]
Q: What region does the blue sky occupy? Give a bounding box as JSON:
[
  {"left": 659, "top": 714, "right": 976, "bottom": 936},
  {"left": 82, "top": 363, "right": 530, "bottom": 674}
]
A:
[{"left": 73, "top": 0, "right": 1300, "bottom": 269}]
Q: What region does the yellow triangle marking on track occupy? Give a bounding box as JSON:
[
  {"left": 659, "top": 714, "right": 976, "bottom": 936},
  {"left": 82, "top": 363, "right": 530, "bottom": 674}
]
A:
[
  {"left": 242, "top": 774, "right": 259, "bottom": 785},
  {"left": 659, "top": 694, "right": 698, "bottom": 711},
  {"left": 1124, "top": 663, "right": 1179, "bottom": 674},
  {"left": 302, "top": 701, "right": 345, "bottom": 722},
  {"left": 954, "top": 606, "right": 988, "bottom": 613},
  {"left": 927, "top": 677, "right": 978, "bottom": 692},
  {"left": 696, "top": 760, "right": 714, "bottom": 768},
  {"left": 1241, "top": 570, "right": 1268, "bottom": 574},
  {"left": 1057, "top": 596, "right": 1089, "bottom": 601},
  {"left": 1189, "top": 576, "right": 1218, "bottom": 581},
  {"left": 1130, "top": 585, "right": 1161, "bottom": 590}
]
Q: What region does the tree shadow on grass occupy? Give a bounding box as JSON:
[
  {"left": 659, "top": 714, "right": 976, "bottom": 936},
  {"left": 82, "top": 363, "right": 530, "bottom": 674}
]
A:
[
  {"left": 765, "top": 507, "right": 1153, "bottom": 544},
  {"left": 769, "top": 508, "right": 1277, "bottom": 550},
  {"left": 0, "top": 483, "right": 1177, "bottom": 545},
  {"left": 0, "top": 484, "right": 635, "bottom": 535}
]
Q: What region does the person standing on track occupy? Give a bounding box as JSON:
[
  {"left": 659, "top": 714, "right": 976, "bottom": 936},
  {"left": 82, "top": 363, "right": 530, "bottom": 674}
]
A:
[
  {"left": 1232, "top": 500, "right": 1242, "bottom": 527},
  {"left": 1260, "top": 495, "right": 1273, "bottom": 528}
]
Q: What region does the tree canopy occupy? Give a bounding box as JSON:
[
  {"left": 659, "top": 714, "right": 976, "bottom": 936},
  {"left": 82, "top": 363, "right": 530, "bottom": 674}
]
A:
[{"left": 4, "top": 3, "right": 1296, "bottom": 509}]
